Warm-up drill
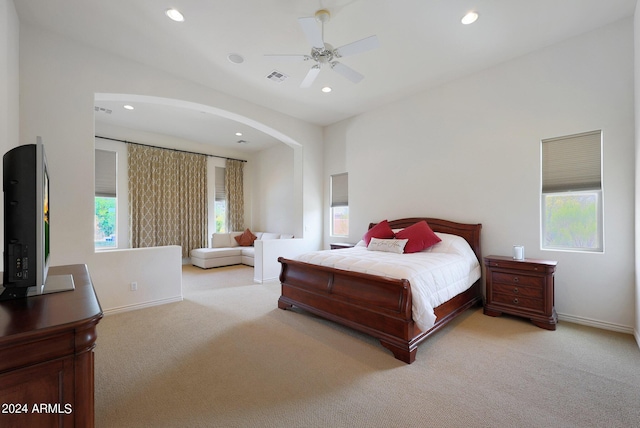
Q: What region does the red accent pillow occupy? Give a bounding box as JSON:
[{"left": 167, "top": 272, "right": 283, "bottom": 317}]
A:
[
  {"left": 395, "top": 221, "right": 441, "bottom": 253},
  {"left": 362, "top": 220, "right": 395, "bottom": 245},
  {"left": 235, "top": 229, "right": 257, "bottom": 246}
]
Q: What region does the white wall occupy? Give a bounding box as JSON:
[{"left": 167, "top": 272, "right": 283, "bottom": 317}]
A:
[
  {"left": 325, "top": 18, "right": 636, "bottom": 332},
  {"left": 249, "top": 143, "right": 295, "bottom": 234},
  {"left": 17, "top": 23, "right": 323, "bottom": 311},
  {"left": 0, "top": 0, "right": 19, "bottom": 267},
  {"left": 92, "top": 245, "right": 182, "bottom": 314},
  {"left": 634, "top": 0, "right": 640, "bottom": 345}
]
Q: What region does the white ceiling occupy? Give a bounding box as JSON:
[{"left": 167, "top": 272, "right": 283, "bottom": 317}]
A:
[{"left": 14, "top": 0, "right": 637, "bottom": 151}]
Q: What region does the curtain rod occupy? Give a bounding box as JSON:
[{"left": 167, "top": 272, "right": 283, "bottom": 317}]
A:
[{"left": 95, "top": 135, "right": 247, "bottom": 163}]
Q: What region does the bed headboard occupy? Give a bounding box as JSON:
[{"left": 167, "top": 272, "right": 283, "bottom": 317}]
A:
[{"left": 368, "top": 217, "right": 482, "bottom": 262}]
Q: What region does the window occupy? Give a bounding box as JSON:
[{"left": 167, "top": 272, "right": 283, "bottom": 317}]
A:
[
  {"left": 541, "top": 130, "right": 602, "bottom": 252},
  {"left": 215, "top": 167, "right": 226, "bottom": 232},
  {"left": 330, "top": 173, "right": 349, "bottom": 237},
  {"left": 95, "top": 149, "right": 117, "bottom": 249}
]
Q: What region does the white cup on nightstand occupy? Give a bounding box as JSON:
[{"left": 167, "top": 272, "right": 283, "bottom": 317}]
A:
[{"left": 513, "top": 245, "right": 524, "bottom": 260}]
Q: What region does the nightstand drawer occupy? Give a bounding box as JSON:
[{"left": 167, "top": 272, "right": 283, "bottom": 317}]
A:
[
  {"left": 491, "top": 272, "right": 542, "bottom": 288},
  {"left": 492, "top": 292, "right": 544, "bottom": 312},
  {"left": 492, "top": 282, "right": 543, "bottom": 299}
]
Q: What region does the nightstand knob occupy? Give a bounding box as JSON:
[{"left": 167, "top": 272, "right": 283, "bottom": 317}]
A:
[
  {"left": 513, "top": 298, "right": 519, "bottom": 304},
  {"left": 513, "top": 276, "right": 519, "bottom": 282},
  {"left": 513, "top": 287, "right": 519, "bottom": 294}
]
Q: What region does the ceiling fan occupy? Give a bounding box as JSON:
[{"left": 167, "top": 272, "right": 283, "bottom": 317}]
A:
[{"left": 265, "top": 9, "right": 380, "bottom": 88}]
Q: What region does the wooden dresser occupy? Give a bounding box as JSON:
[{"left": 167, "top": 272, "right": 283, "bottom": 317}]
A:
[
  {"left": 483, "top": 255, "right": 557, "bottom": 330},
  {"left": 0, "top": 264, "right": 103, "bottom": 427}
]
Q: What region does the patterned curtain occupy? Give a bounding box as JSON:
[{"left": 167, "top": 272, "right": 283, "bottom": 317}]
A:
[
  {"left": 128, "top": 144, "right": 207, "bottom": 258},
  {"left": 225, "top": 159, "right": 244, "bottom": 231}
]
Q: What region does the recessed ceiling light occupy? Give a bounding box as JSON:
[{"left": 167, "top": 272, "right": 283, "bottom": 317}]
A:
[
  {"left": 227, "top": 53, "right": 245, "bottom": 64},
  {"left": 461, "top": 11, "right": 479, "bottom": 25},
  {"left": 235, "top": 132, "right": 243, "bottom": 136},
  {"left": 123, "top": 105, "right": 134, "bottom": 110},
  {"left": 165, "top": 8, "right": 185, "bottom": 22},
  {"left": 321, "top": 86, "right": 332, "bottom": 93}
]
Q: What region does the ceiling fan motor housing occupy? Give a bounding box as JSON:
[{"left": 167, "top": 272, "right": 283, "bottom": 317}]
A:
[
  {"left": 314, "top": 9, "right": 330, "bottom": 23},
  {"left": 311, "top": 43, "right": 334, "bottom": 64}
]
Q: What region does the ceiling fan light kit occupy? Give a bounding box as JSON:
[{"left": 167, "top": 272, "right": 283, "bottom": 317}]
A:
[{"left": 265, "top": 8, "right": 380, "bottom": 88}]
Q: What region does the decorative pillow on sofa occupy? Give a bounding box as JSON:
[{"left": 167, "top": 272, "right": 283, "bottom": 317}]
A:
[
  {"left": 367, "top": 238, "right": 408, "bottom": 254},
  {"left": 235, "top": 229, "right": 257, "bottom": 246},
  {"left": 362, "top": 220, "right": 395, "bottom": 245},
  {"left": 395, "top": 221, "right": 441, "bottom": 253}
]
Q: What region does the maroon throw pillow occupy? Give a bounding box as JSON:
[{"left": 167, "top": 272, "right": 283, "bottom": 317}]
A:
[
  {"left": 362, "top": 220, "right": 395, "bottom": 245},
  {"left": 235, "top": 229, "right": 257, "bottom": 246},
  {"left": 395, "top": 221, "right": 441, "bottom": 253}
]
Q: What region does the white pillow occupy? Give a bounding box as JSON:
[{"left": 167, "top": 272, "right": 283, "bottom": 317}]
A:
[{"left": 367, "top": 238, "right": 408, "bottom": 254}]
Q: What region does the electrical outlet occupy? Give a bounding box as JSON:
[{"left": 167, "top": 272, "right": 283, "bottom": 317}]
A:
[{"left": 130, "top": 282, "right": 138, "bottom": 291}]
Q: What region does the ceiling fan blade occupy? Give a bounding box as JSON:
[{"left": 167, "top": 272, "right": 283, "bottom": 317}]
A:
[
  {"left": 300, "top": 65, "right": 321, "bottom": 88},
  {"left": 264, "top": 54, "right": 311, "bottom": 62},
  {"left": 298, "top": 17, "right": 324, "bottom": 49},
  {"left": 331, "top": 62, "right": 364, "bottom": 83},
  {"left": 334, "top": 35, "right": 380, "bottom": 58}
]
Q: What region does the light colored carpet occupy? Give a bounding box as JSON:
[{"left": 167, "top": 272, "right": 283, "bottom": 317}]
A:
[{"left": 95, "top": 264, "right": 640, "bottom": 427}]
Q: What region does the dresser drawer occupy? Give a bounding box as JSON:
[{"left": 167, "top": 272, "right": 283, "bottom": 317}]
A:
[
  {"left": 492, "top": 282, "right": 543, "bottom": 299},
  {"left": 491, "top": 272, "right": 542, "bottom": 288},
  {"left": 492, "top": 292, "right": 544, "bottom": 312}
]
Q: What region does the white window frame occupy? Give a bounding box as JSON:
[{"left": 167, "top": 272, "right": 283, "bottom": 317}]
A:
[
  {"left": 540, "top": 130, "right": 603, "bottom": 253},
  {"left": 94, "top": 149, "right": 118, "bottom": 250},
  {"left": 330, "top": 173, "right": 349, "bottom": 237}
]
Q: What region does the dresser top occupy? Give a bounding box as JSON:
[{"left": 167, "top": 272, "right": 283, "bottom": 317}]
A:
[{"left": 0, "top": 264, "right": 103, "bottom": 340}]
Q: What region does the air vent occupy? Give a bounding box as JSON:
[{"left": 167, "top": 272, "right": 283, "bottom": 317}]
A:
[
  {"left": 94, "top": 106, "right": 112, "bottom": 114},
  {"left": 266, "top": 70, "right": 288, "bottom": 83}
]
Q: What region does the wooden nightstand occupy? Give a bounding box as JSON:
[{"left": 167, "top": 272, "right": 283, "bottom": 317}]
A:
[
  {"left": 330, "top": 242, "right": 356, "bottom": 250},
  {"left": 484, "top": 255, "right": 558, "bottom": 330}
]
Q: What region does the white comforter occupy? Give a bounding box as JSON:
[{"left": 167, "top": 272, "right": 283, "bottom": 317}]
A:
[{"left": 295, "top": 233, "right": 481, "bottom": 331}]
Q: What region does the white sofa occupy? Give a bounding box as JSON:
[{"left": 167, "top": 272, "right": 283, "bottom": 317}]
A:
[{"left": 190, "top": 231, "right": 308, "bottom": 283}]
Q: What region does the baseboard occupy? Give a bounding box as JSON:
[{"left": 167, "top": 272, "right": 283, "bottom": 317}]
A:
[
  {"left": 558, "top": 312, "right": 634, "bottom": 335},
  {"left": 253, "top": 276, "right": 279, "bottom": 284},
  {"left": 103, "top": 295, "right": 184, "bottom": 316}
]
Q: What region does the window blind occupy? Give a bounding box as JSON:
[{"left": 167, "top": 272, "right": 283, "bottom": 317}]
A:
[
  {"left": 542, "top": 130, "right": 602, "bottom": 193},
  {"left": 331, "top": 173, "right": 348, "bottom": 207},
  {"left": 95, "top": 149, "right": 117, "bottom": 197},
  {"left": 215, "top": 167, "right": 226, "bottom": 201}
]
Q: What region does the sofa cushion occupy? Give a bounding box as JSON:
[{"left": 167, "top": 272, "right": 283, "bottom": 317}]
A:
[
  {"left": 191, "top": 247, "right": 242, "bottom": 259},
  {"left": 228, "top": 231, "right": 243, "bottom": 247},
  {"left": 235, "top": 229, "right": 257, "bottom": 246},
  {"left": 212, "top": 233, "right": 231, "bottom": 248},
  {"left": 241, "top": 247, "right": 255, "bottom": 257}
]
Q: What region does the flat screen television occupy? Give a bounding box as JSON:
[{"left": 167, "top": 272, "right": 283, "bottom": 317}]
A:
[{"left": 1, "top": 137, "right": 73, "bottom": 301}]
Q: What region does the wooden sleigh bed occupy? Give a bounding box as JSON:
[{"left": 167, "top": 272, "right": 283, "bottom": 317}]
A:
[{"left": 277, "top": 217, "right": 483, "bottom": 364}]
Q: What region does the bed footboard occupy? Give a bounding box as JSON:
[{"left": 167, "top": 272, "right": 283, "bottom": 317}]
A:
[
  {"left": 278, "top": 256, "right": 421, "bottom": 362},
  {"left": 278, "top": 257, "right": 482, "bottom": 364}
]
